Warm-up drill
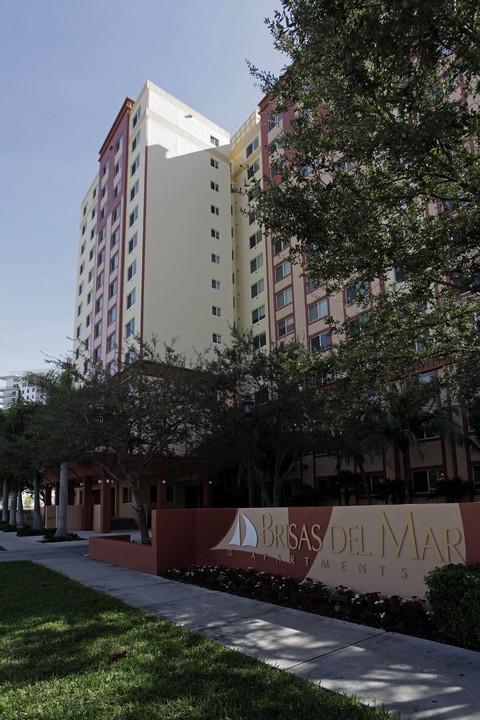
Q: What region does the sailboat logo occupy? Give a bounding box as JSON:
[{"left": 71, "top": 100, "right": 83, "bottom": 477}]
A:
[{"left": 228, "top": 513, "right": 258, "bottom": 548}]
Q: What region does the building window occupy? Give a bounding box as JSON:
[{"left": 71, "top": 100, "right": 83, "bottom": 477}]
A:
[
  {"left": 115, "top": 136, "right": 123, "bottom": 153},
  {"left": 249, "top": 230, "right": 262, "bottom": 249},
  {"left": 212, "top": 333, "right": 222, "bottom": 343},
  {"left": 132, "top": 107, "right": 141, "bottom": 128},
  {"left": 89, "top": 247, "right": 95, "bottom": 261},
  {"left": 109, "top": 279, "right": 118, "bottom": 298},
  {"left": 269, "top": 133, "right": 283, "bottom": 155},
  {"left": 253, "top": 332, "right": 267, "bottom": 349},
  {"left": 128, "top": 233, "right": 137, "bottom": 254},
  {"left": 126, "top": 318, "right": 135, "bottom": 338},
  {"left": 78, "top": 282, "right": 84, "bottom": 296},
  {"left": 252, "top": 305, "right": 265, "bottom": 324},
  {"left": 91, "top": 206, "right": 97, "bottom": 219},
  {"left": 112, "top": 204, "right": 121, "bottom": 222},
  {"left": 210, "top": 158, "right": 219, "bottom": 169},
  {"left": 111, "top": 229, "right": 120, "bottom": 247},
  {"left": 77, "top": 303, "right": 83, "bottom": 317},
  {"left": 99, "top": 226, "right": 106, "bottom": 242},
  {"left": 110, "top": 254, "right": 119, "bottom": 272},
  {"left": 347, "top": 313, "right": 370, "bottom": 339},
  {"left": 101, "top": 182, "right": 108, "bottom": 199},
  {"left": 210, "top": 181, "right": 219, "bottom": 192},
  {"left": 211, "top": 228, "right": 220, "bottom": 239},
  {"left": 212, "top": 279, "right": 221, "bottom": 290},
  {"left": 247, "top": 161, "right": 260, "bottom": 179},
  {"left": 130, "top": 180, "right": 139, "bottom": 201},
  {"left": 76, "top": 324, "right": 82, "bottom": 338},
  {"left": 394, "top": 267, "right": 405, "bottom": 282},
  {"left": 108, "top": 306, "right": 117, "bottom": 325},
  {"left": 212, "top": 305, "right": 221, "bottom": 317},
  {"left": 127, "top": 289, "right": 136, "bottom": 309},
  {"left": 86, "top": 312, "right": 92, "bottom": 327},
  {"left": 81, "top": 242, "right": 86, "bottom": 255},
  {"left": 95, "top": 296, "right": 103, "bottom": 313},
  {"left": 114, "top": 158, "right": 122, "bottom": 176},
  {"left": 277, "top": 316, "right": 294, "bottom": 338},
  {"left": 250, "top": 254, "right": 263, "bottom": 273},
  {"left": 346, "top": 281, "right": 369, "bottom": 305},
  {"left": 123, "top": 486, "right": 132, "bottom": 503},
  {"left": 308, "top": 298, "right": 328, "bottom": 323},
  {"left": 306, "top": 276, "right": 320, "bottom": 293},
  {"left": 412, "top": 469, "right": 443, "bottom": 494},
  {"left": 131, "top": 156, "right": 140, "bottom": 176},
  {"left": 87, "top": 291, "right": 92, "bottom": 305},
  {"left": 211, "top": 253, "right": 220, "bottom": 264},
  {"left": 107, "top": 333, "right": 116, "bottom": 351},
  {"left": 97, "top": 249, "right": 105, "bottom": 265},
  {"left": 114, "top": 182, "right": 122, "bottom": 198},
  {"left": 251, "top": 278, "right": 264, "bottom": 298},
  {"left": 276, "top": 286, "right": 293, "bottom": 309},
  {"left": 127, "top": 261, "right": 137, "bottom": 280},
  {"left": 95, "top": 320, "right": 102, "bottom": 338},
  {"left": 90, "top": 226, "right": 96, "bottom": 240},
  {"left": 131, "top": 131, "right": 140, "bottom": 152},
  {"left": 273, "top": 238, "right": 289, "bottom": 254},
  {"left": 310, "top": 331, "right": 331, "bottom": 351},
  {"left": 211, "top": 205, "right": 219, "bottom": 215},
  {"left": 268, "top": 113, "right": 283, "bottom": 131},
  {"left": 274, "top": 260, "right": 291, "bottom": 282},
  {"left": 246, "top": 136, "right": 259, "bottom": 158},
  {"left": 129, "top": 207, "right": 138, "bottom": 227},
  {"left": 79, "top": 261, "right": 85, "bottom": 275},
  {"left": 107, "top": 360, "right": 116, "bottom": 376},
  {"left": 88, "top": 268, "right": 94, "bottom": 283},
  {"left": 210, "top": 135, "right": 219, "bottom": 146},
  {"left": 100, "top": 205, "right": 107, "bottom": 220},
  {"left": 248, "top": 209, "right": 258, "bottom": 225},
  {"left": 102, "top": 160, "right": 109, "bottom": 177},
  {"left": 94, "top": 347, "right": 101, "bottom": 362}
]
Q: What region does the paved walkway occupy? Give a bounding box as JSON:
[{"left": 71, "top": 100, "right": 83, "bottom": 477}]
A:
[{"left": 1, "top": 530, "right": 479, "bottom": 719}]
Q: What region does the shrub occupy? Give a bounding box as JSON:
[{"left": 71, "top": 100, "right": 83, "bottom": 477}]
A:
[{"left": 425, "top": 563, "right": 480, "bottom": 649}]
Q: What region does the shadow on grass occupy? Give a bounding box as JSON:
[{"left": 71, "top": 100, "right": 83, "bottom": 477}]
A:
[{"left": 0, "top": 561, "right": 395, "bottom": 720}]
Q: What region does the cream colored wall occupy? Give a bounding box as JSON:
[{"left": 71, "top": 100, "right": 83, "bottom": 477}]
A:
[
  {"left": 139, "top": 83, "right": 233, "bottom": 362},
  {"left": 74, "top": 174, "right": 100, "bottom": 371},
  {"left": 231, "top": 112, "right": 270, "bottom": 348}
]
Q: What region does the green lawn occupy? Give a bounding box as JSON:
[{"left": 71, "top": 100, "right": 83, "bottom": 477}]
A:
[{"left": 0, "top": 562, "right": 397, "bottom": 720}]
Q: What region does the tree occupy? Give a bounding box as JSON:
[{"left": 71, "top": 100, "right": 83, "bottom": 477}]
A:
[
  {"left": 0, "top": 400, "right": 44, "bottom": 531},
  {"left": 32, "top": 341, "right": 208, "bottom": 543},
  {"left": 250, "top": 0, "right": 480, "bottom": 384},
  {"left": 379, "top": 376, "right": 464, "bottom": 501},
  {"left": 195, "top": 331, "right": 329, "bottom": 507}
]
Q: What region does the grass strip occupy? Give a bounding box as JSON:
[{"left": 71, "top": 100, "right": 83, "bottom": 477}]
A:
[{"left": 0, "top": 561, "right": 397, "bottom": 720}]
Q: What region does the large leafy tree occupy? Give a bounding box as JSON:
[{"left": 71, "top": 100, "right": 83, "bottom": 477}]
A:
[
  {"left": 195, "top": 331, "right": 329, "bottom": 507},
  {"left": 251, "top": 0, "right": 480, "bottom": 385},
  {"left": 32, "top": 341, "right": 207, "bottom": 542}
]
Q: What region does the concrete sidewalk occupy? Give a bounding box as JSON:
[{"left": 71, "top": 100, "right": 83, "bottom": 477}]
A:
[{"left": 1, "top": 530, "right": 479, "bottom": 719}]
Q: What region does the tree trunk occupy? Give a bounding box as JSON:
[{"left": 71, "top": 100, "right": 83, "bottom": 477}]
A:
[
  {"left": 1, "top": 479, "right": 9, "bottom": 523},
  {"left": 33, "top": 474, "right": 44, "bottom": 532},
  {"left": 55, "top": 462, "right": 69, "bottom": 538},
  {"left": 131, "top": 481, "right": 149, "bottom": 542},
  {"left": 9, "top": 489, "right": 17, "bottom": 527},
  {"left": 402, "top": 448, "right": 412, "bottom": 503},
  {"left": 16, "top": 490, "right": 25, "bottom": 530}
]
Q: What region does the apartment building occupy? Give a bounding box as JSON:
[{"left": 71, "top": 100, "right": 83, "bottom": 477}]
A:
[
  {"left": 0, "top": 370, "right": 45, "bottom": 410},
  {"left": 71, "top": 81, "right": 480, "bottom": 510},
  {"left": 74, "top": 81, "right": 233, "bottom": 371}
]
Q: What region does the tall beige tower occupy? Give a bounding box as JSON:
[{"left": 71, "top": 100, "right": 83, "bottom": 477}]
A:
[{"left": 74, "top": 82, "right": 233, "bottom": 370}]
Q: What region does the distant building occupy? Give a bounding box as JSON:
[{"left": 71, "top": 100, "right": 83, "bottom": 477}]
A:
[{"left": 0, "top": 370, "right": 45, "bottom": 410}]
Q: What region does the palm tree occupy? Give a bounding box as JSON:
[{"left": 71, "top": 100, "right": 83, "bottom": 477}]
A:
[{"left": 380, "top": 377, "right": 463, "bottom": 502}]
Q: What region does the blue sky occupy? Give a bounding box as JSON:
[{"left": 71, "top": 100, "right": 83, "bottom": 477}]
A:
[{"left": 0, "top": 0, "right": 285, "bottom": 377}]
